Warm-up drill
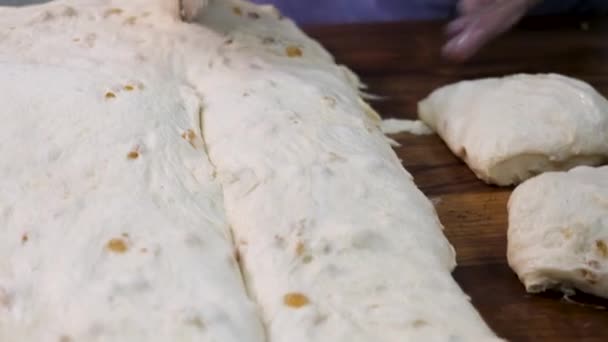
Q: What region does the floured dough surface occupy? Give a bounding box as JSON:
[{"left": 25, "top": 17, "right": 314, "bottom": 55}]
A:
[
  {"left": 0, "top": 1, "right": 265, "bottom": 341},
  {"left": 508, "top": 166, "right": 608, "bottom": 298},
  {"left": 198, "top": 56, "right": 501, "bottom": 342},
  {"left": 192, "top": 1, "right": 502, "bottom": 341},
  {"left": 0, "top": 0, "right": 502, "bottom": 341},
  {"left": 418, "top": 74, "right": 608, "bottom": 185}
]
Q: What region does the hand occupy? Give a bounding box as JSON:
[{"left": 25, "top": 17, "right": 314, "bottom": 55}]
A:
[{"left": 442, "top": 0, "right": 541, "bottom": 61}]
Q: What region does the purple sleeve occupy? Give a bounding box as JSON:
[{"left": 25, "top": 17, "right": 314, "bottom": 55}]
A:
[
  {"left": 250, "top": 0, "right": 608, "bottom": 25},
  {"left": 249, "top": 0, "right": 456, "bottom": 24}
]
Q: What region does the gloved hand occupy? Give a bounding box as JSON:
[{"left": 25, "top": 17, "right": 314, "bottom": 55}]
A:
[{"left": 443, "top": 0, "right": 541, "bottom": 61}]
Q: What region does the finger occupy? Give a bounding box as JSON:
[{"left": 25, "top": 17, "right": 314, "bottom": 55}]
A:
[
  {"left": 445, "top": 17, "right": 470, "bottom": 38},
  {"left": 442, "top": 24, "right": 491, "bottom": 62},
  {"left": 444, "top": 1, "right": 532, "bottom": 61}
]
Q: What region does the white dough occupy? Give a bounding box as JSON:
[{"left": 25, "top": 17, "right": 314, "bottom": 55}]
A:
[
  {"left": 508, "top": 166, "right": 608, "bottom": 298},
  {"left": 380, "top": 118, "right": 434, "bottom": 135},
  {"left": 0, "top": 1, "right": 265, "bottom": 341},
  {"left": 192, "top": 1, "right": 503, "bottom": 341},
  {"left": 419, "top": 74, "right": 608, "bottom": 185},
  {"left": 0, "top": 0, "right": 502, "bottom": 341}
]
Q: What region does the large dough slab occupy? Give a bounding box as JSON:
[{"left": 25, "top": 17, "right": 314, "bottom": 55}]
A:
[
  {"left": 419, "top": 74, "right": 608, "bottom": 185},
  {"left": 508, "top": 166, "right": 608, "bottom": 298},
  {"left": 193, "top": 1, "right": 503, "bottom": 341},
  {"left": 0, "top": 1, "right": 265, "bottom": 341},
  {"left": 0, "top": 0, "right": 504, "bottom": 340}
]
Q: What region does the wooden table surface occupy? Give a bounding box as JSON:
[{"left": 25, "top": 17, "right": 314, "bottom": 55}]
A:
[{"left": 306, "top": 16, "right": 608, "bottom": 342}]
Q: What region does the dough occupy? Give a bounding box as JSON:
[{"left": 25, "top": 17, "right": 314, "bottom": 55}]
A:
[
  {"left": 0, "top": 1, "right": 265, "bottom": 341},
  {"left": 380, "top": 118, "right": 434, "bottom": 136},
  {"left": 0, "top": 0, "right": 502, "bottom": 341},
  {"left": 508, "top": 166, "right": 608, "bottom": 298},
  {"left": 418, "top": 74, "right": 608, "bottom": 185},
  {"left": 193, "top": 1, "right": 503, "bottom": 341}
]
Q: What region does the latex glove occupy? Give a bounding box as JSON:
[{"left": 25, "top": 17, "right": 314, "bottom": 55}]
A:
[
  {"left": 443, "top": 0, "right": 541, "bottom": 61},
  {"left": 180, "top": 0, "right": 209, "bottom": 21}
]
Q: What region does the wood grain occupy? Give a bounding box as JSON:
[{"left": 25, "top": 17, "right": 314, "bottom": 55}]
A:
[{"left": 306, "top": 16, "right": 608, "bottom": 341}]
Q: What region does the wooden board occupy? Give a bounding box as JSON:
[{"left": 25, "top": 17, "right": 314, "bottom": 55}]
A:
[{"left": 306, "top": 16, "right": 608, "bottom": 342}]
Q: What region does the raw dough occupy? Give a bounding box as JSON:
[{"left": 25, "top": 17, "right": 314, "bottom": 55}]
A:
[
  {"left": 508, "top": 166, "right": 608, "bottom": 298},
  {"left": 0, "top": 1, "right": 265, "bottom": 341},
  {"left": 418, "top": 74, "right": 608, "bottom": 185},
  {"left": 0, "top": 0, "right": 503, "bottom": 341},
  {"left": 193, "top": 1, "right": 503, "bottom": 341},
  {"left": 380, "top": 118, "right": 434, "bottom": 136}
]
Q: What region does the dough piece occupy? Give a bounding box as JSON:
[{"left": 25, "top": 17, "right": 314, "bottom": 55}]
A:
[
  {"left": 508, "top": 166, "right": 608, "bottom": 298},
  {"left": 379, "top": 118, "right": 433, "bottom": 148},
  {"left": 0, "top": 1, "right": 265, "bottom": 341},
  {"left": 380, "top": 118, "right": 434, "bottom": 135},
  {"left": 193, "top": 1, "right": 503, "bottom": 341},
  {"left": 418, "top": 74, "right": 608, "bottom": 185}
]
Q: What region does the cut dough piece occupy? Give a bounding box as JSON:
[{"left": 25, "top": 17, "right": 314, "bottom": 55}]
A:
[
  {"left": 0, "top": 1, "right": 265, "bottom": 341},
  {"left": 380, "top": 118, "right": 434, "bottom": 135},
  {"left": 418, "top": 74, "right": 608, "bottom": 185},
  {"left": 379, "top": 118, "right": 433, "bottom": 148},
  {"left": 508, "top": 166, "right": 608, "bottom": 298},
  {"left": 193, "top": 1, "right": 503, "bottom": 341},
  {"left": 199, "top": 57, "right": 503, "bottom": 342}
]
